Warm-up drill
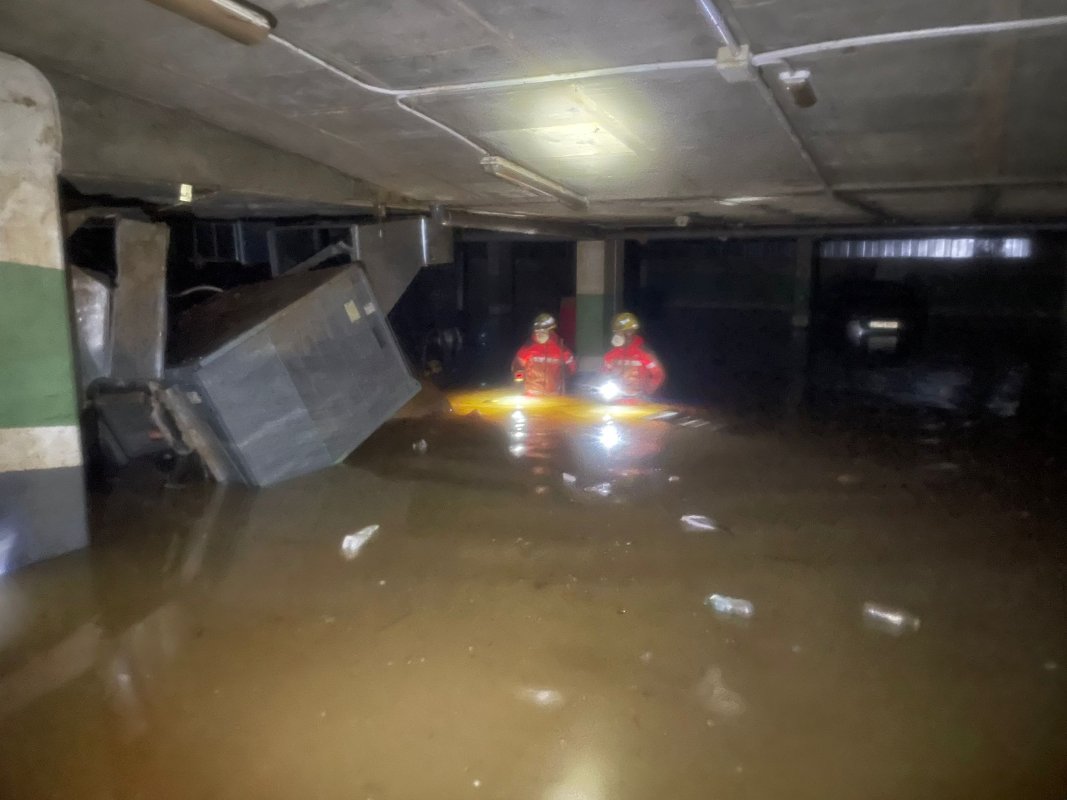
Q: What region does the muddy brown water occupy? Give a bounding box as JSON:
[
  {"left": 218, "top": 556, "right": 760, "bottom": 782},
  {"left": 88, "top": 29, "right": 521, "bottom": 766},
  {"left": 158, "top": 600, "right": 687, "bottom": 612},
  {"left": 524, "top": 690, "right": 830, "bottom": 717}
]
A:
[{"left": 1, "top": 400, "right": 1066, "bottom": 799}]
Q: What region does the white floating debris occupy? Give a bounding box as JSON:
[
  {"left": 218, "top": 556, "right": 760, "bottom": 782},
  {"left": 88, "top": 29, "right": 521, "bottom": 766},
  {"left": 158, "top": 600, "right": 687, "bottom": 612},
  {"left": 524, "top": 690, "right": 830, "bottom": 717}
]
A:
[
  {"left": 584, "top": 482, "right": 613, "bottom": 498},
  {"left": 680, "top": 514, "right": 727, "bottom": 533},
  {"left": 680, "top": 418, "right": 710, "bottom": 428},
  {"left": 836, "top": 473, "right": 863, "bottom": 486},
  {"left": 340, "top": 524, "right": 380, "bottom": 560},
  {"left": 862, "top": 602, "right": 921, "bottom": 635},
  {"left": 412, "top": 439, "right": 428, "bottom": 455},
  {"left": 668, "top": 475, "right": 681, "bottom": 483},
  {"left": 562, "top": 472, "right": 577, "bottom": 486},
  {"left": 646, "top": 410, "right": 679, "bottom": 421},
  {"left": 516, "top": 687, "right": 565, "bottom": 709},
  {"left": 704, "top": 594, "right": 754, "bottom": 619}
]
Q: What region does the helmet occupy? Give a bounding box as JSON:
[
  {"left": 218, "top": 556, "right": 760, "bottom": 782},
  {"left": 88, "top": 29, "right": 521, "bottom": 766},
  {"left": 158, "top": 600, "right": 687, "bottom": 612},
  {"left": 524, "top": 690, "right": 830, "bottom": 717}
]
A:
[
  {"left": 532, "top": 313, "right": 557, "bottom": 332},
  {"left": 611, "top": 312, "right": 640, "bottom": 334}
]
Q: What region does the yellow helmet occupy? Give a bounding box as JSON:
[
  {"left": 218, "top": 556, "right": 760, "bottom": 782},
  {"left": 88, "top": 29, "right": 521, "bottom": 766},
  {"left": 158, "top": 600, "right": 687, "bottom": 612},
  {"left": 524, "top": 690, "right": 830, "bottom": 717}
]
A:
[
  {"left": 611, "top": 312, "right": 640, "bottom": 334},
  {"left": 532, "top": 313, "right": 557, "bottom": 332}
]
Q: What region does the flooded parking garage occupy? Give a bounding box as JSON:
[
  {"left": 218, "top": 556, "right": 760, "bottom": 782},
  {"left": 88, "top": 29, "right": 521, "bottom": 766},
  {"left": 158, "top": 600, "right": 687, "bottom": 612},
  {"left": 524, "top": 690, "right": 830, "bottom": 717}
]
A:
[
  {"left": 5, "top": 1, "right": 1067, "bottom": 797},
  {"left": 2, "top": 391, "right": 1066, "bottom": 799}
]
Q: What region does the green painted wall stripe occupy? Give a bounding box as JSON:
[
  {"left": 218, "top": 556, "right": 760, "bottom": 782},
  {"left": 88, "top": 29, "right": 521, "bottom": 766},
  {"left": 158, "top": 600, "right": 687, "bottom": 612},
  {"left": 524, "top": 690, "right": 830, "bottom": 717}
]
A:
[
  {"left": 575, "top": 292, "right": 606, "bottom": 359},
  {"left": 0, "top": 260, "right": 79, "bottom": 429}
]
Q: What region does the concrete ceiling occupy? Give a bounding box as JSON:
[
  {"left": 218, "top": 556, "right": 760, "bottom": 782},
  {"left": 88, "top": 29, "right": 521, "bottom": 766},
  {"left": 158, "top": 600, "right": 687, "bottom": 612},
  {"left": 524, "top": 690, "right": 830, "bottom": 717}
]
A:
[{"left": 0, "top": 0, "right": 1065, "bottom": 227}]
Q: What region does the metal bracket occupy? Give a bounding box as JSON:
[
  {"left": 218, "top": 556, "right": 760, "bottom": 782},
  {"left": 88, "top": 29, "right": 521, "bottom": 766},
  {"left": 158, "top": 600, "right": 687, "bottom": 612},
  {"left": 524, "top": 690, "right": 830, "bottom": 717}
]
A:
[{"left": 716, "top": 45, "right": 756, "bottom": 83}]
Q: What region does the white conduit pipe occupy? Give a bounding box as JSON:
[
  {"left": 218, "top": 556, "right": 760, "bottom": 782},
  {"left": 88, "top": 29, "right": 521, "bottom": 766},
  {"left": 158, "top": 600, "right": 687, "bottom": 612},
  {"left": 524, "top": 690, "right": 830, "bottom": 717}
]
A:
[
  {"left": 397, "top": 58, "right": 720, "bottom": 98},
  {"left": 271, "top": 13, "right": 1067, "bottom": 156},
  {"left": 752, "top": 15, "right": 1067, "bottom": 65},
  {"left": 693, "top": 0, "right": 740, "bottom": 49}
]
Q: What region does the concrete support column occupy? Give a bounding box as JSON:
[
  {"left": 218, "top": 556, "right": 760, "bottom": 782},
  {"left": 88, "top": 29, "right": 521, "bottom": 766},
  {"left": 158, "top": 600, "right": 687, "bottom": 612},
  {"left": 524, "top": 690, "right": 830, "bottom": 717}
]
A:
[
  {"left": 0, "top": 54, "right": 88, "bottom": 572},
  {"left": 786, "top": 237, "right": 814, "bottom": 416},
  {"left": 575, "top": 240, "right": 624, "bottom": 371}
]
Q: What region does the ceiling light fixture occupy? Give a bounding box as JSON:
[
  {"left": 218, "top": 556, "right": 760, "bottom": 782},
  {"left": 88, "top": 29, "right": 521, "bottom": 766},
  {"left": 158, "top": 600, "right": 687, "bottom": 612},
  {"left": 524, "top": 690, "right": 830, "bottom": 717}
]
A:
[
  {"left": 480, "top": 157, "right": 588, "bottom": 211},
  {"left": 778, "top": 69, "right": 817, "bottom": 108},
  {"left": 144, "top": 0, "right": 274, "bottom": 45}
]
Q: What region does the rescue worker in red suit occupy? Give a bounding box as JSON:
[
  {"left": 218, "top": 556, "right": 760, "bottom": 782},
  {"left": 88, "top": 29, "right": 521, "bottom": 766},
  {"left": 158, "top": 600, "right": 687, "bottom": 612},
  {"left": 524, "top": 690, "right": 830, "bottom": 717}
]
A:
[
  {"left": 601, "top": 312, "right": 666, "bottom": 401},
  {"left": 512, "top": 313, "right": 577, "bottom": 396}
]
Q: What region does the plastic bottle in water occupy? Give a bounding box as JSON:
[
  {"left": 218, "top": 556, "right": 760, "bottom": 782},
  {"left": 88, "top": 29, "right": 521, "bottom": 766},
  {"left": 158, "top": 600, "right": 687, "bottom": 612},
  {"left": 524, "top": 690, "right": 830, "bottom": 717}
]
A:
[
  {"left": 862, "top": 602, "right": 920, "bottom": 635},
  {"left": 704, "top": 594, "right": 754, "bottom": 619}
]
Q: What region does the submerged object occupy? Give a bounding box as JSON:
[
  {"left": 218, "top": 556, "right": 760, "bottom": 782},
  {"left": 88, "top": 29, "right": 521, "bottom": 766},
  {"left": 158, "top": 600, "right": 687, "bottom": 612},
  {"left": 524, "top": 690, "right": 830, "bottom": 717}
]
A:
[
  {"left": 166, "top": 266, "right": 419, "bottom": 487},
  {"left": 681, "top": 514, "right": 729, "bottom": 533},
  {"left": 340, "top": 525, "right": 381, "bottom": 560},
  {"left": 862, "top": 602, "right": 921, "bottom": 635},
  {"left": 704, "top": 594, "right": 754, "bottom": 619}
]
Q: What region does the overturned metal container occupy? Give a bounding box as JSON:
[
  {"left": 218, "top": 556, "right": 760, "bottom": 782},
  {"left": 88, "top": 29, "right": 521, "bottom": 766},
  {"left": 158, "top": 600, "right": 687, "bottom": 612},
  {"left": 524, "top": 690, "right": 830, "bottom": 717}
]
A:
[{"left": 165, "top": 264, "right": 419, "bottom": 487}]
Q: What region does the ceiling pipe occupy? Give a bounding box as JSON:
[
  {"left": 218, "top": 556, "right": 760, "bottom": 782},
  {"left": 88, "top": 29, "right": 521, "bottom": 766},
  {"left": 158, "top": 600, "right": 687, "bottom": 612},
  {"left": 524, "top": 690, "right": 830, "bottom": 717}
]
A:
[
  {"left": 752, "top": 15, "right": 1067, "bottom": 65},
  {"left": 145, "top": 0, "right": 273, "bottom": 44},
  {"left": 433, "top": 207, "right": 602, "bottom": 239},
  {"left": 263, "top": 12, "right": 1067, "bottom": 158},
  {"left": 263, "top": 12, "right": 1067, "bottom": 216},
  {"left": 693, "top": 0, "right": 740, "bottom": 50},
  {"left": 270, "top": 15, "right": 1067, "bottom": 101}
]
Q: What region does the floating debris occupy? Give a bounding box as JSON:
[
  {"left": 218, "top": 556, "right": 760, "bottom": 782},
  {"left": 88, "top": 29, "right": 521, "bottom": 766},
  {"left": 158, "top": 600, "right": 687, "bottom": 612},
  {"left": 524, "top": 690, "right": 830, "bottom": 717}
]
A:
[
  {"left": 679, "top": 418, "right": 711, "bottom": 429},
  {"left": 668, "top": 475, "right": 681, "bottom": 483},
  {"left": 412, "top": 439, "right": 428, "bottom": 455},
  {"left": 646, "top": 410, "right": 680, "bottom": 421},
  {"left": 340, "top": 524, "right": 380, "bottom": 560},
  {"left": 584, "top": 482, "right": 614, "bottom": 498},
  {"left": 836, "top": 473, "right": 863, "bottom": 486},
  {"left": 516, "top": 687, "right": 565, "bottom": 709},
  {"left": 862, "top": 602, "right": 921, "bottom": 635},
  {"left": 704, "top": 594, "right": 754, "bottom": 620},
  {"left": 681, "top": 514, "right": 729, "bottom": 533},
  {"left": 562, "top": 472, "right": 577, "bottom": 487}
]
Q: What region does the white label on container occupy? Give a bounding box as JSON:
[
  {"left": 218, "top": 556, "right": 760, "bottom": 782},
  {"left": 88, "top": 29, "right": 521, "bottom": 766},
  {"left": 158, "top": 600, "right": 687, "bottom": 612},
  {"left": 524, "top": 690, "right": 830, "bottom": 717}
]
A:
[
  {"left": 363, "top": 302, "right": 376, "bottom": 316},
  {"left": 344, "top": 300, "right": 361, "bottom": 322}
]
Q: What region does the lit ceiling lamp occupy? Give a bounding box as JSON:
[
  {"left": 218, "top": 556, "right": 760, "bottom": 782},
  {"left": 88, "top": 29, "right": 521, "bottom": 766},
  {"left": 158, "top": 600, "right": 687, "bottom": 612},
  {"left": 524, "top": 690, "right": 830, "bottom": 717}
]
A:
[
  {"left": 143, "top": 0, "right": 274, "bottom": 45},
  {"left": 480, "top": 156, "right": 589, "bottom": 211}
]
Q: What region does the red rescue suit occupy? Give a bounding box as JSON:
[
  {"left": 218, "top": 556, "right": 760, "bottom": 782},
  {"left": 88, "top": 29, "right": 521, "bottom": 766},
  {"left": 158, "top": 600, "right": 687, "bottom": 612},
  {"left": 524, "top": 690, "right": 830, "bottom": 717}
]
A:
[
  {"left": 602, "top": 335, "right": 666, "bottom": 400},
  {"left": 512, "top": 333, "right": 576, "bottom": 396}
]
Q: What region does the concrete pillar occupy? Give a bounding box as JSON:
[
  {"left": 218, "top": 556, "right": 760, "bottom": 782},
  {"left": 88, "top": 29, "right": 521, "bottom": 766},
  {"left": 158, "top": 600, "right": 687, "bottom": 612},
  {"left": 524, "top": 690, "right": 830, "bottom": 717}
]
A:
[
  {"left": 0, "top": 54, "right": 88, "bottom": 573},
  {"left": 786, "top": 237, "right": 814, "bottom": 416},
  {"left": 112, "top": 219, "right": 170, "bottom": 380},
  {"left": 575, "top": 240, "right": 624, "bottom": 371}
]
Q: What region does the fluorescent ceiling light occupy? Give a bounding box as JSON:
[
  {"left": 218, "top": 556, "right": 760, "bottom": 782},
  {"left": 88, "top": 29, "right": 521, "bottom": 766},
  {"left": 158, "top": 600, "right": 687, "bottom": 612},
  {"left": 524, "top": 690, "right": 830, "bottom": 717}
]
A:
[
  {"left": 718, "top": 196, "right": 772, "bottom": 206},
  {"left": 480, "top": 156, "right": 588, "bottom": 210},
  {"left": 144, "top": 0, "right": 274, "bottom": 44}
]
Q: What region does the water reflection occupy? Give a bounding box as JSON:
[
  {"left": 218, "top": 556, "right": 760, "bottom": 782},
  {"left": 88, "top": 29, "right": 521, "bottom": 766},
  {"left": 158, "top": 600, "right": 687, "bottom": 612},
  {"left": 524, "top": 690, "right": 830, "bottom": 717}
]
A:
[{"left": 0, "top": 397, "right": 1065, "bottom": 799}]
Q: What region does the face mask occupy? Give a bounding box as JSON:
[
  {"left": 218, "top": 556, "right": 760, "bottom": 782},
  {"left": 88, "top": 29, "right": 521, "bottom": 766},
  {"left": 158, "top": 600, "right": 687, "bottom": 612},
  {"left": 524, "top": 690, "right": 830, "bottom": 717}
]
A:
[
  {"left": 534, "top": 331, "right": 549, "bottom": 344},
  {"left": 611, "top": 334, "right": 625, "bottom": 348}
]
